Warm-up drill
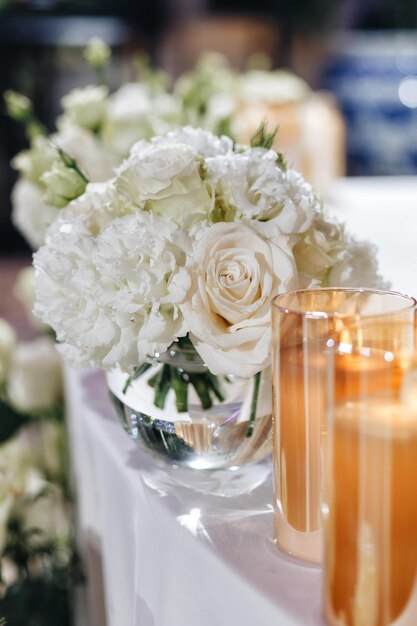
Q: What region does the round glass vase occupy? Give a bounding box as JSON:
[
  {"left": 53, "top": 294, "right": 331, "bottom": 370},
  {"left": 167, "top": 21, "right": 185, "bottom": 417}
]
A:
[{"left": 107, "top": 345, "right": 272, "bottom": 470}]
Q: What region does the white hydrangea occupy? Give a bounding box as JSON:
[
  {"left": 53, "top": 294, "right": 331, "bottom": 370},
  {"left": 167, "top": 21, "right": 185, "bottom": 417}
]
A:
[
  {"left": 116, "top": 141, "right": 213, "bottom": 227},
  {"left": 54, "top": 180, "right": 136, "bottom": 236},
  {"left": 11, "top": 179, "right": 59, "bottom": 250},
  {"left": 207, "top": 148, "right": 317, "bottom": 234},
  {"left": 60, "top": 84, "right": 109, "bottom": 131},
  {"left": 34, "top": 211, "right": 192, "bottom": 372}
]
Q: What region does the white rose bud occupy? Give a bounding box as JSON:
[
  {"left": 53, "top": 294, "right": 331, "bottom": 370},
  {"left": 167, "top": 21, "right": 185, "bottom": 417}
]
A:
[
  {"left": 8, "top": 337, "right": 62, "bottom": 413},
  {"left": 84, "top": 37, "right": 111, "bottom": 67},
  {"left": 41, "top": 160, "right": 87, "bottom": 208},
  {"left": 0, "top": 319, "right": 16, "bottom": 384},
  {"left": 180, "top": 221, "right": 297, "bottom": 377},
  {"left": 4, "top": 90, "right": 33, "bottom": 121}
]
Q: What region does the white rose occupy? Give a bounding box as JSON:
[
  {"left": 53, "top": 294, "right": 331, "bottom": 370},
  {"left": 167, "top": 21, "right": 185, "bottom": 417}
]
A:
[
  {"left": 0, "top": 318, "right": 16, "bottom": 384},
  {"left": 207, "top": 149, "right": 316, "bottom": 233},
  {"left": 180, "top": 221, "right": 297, "bottom": 377},
  {"left": 11, "top": 179, "right": 59, "bottom": 249},
  {"left": 116, "top": 142, "right": 213, "bottom": 226},
  {"left": 41, "top": 159, "right": 87, "bottom": 208},
  {"left": 8, "top": 337, "right": 63, "bottom": 413},
  {"left": 152, "top": 126, "right": 233, "bottom": 157},
  {"left": 60, "top": 84, "right": 109, "bottom": 131}
]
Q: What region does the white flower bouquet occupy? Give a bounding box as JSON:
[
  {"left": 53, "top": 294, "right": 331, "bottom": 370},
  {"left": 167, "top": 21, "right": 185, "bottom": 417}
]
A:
[{"left": 33, "top": 126, "right": 384, "bottom": 434}]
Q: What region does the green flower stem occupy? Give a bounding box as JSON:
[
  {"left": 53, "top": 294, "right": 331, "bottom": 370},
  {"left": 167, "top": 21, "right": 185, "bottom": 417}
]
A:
[
  {"left": 188, "top": 373, "right": 213, "bottom": 409},
  {"left": 206, "top": 372, "right": 225, "bottom": 402},
  {"left": 246, "top": 371, "right": 262, "bottom": 438},
  {"left": 154, "top": 364, "right": 172, "bottom": 409},
  {"left": 171, "top": 369, "right": 188, "bottom": 413}
]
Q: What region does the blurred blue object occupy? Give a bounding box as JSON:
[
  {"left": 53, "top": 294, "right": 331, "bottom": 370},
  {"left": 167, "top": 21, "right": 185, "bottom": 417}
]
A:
[{"left": 322, "top": 32, "right": 417, "bottom": 175}]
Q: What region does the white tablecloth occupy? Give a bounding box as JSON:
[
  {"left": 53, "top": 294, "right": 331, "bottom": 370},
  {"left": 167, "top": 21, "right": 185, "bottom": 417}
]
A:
[{"left": 66, "top": 177, "right": 417, "bottom": 626}]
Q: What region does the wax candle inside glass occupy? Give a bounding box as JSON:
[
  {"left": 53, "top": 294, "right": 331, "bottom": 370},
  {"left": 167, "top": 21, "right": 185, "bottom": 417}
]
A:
[
  {"left": 324, "top": 365, "right": 417, "bottom": 626},
  {"left": 272, "top": 289, "right": 416, "bottom": 564}
]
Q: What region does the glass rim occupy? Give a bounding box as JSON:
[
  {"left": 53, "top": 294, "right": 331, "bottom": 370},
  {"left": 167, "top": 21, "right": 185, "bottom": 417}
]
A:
[{"left": 272, "top": 287, "right": 417, "bottom": 319}]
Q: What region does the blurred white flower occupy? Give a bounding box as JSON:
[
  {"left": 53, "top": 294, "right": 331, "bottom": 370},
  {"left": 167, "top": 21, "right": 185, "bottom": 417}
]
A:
[
  {"left": 53, "top": 123, "right": 116, "bottom": 183},
  {"left": 0, "top": 318, "right": 16, "bottom": 386},
  {"left": 180, "top": 221, "right": 297, "bottom": 377},
  {"left": 60, "top": 85, "right": 109, "bottom": 131},
  {"left": 102, "top": 83, "right": 181, "bottom": 157},
  {"left": 11, "top": 180, "right": 59, "bottom": 250},
  {"left": 14, "top": 266, "right": 48, "bottom": 332},
  {"left": 12, "top": 136, "right": 56, "bottom": 184},
  {"left": 8, "top": 337, "right": 62, "bottom": 413},
  {"left": 83, "top": 36, "right": 111, "bottom": 67},
  {"left": 238, "top": 69, "right": 310, "bottom": 105}
]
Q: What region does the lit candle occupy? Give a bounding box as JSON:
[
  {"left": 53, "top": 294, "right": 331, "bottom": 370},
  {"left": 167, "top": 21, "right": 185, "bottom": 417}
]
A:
[{"left": 325, "top": 387, "right": 417, "bottom": 626}]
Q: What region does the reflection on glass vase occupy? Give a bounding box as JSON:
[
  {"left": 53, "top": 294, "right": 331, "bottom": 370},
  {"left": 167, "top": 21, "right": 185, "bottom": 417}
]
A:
[{"left": 107, "top": 343, "right": 272, "bottom": 470}]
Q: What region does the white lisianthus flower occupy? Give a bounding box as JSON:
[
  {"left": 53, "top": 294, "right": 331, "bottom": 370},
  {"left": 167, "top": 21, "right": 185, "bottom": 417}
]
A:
[
  {"left": 116, "top": 141, "right": 213, "bottom": 227},
  {"left": 152, "top": 125, "right": 233, "bottom": 157},
  {"left": 0, "top": 318, "right": 16, "bottom": 384},
  {"left": 60, "top": 84, "right": 109, "bottom": 131},
  {"left": 180, "top": 221, "right": 297, "bottom": 377},
  {"left": 7, "top": 337, "right": 63, "bottom": 413},
  {"left": 293, "top": 212, "right": 388, "bottom": 289},
  {"left": 34, "top": 211, "right": 192, "bottom": 372},
  {"left": 328, "top": 239, "right": 388, "bottom": 289},
  {"left": 11, "top": 179, "right": 59, "bottom": 249},
  {"left": 207, "top": 148, "right": 317, "bottom": 234},
  {"left": 41, "top": 159, "right": 88, "bottom": 208}
]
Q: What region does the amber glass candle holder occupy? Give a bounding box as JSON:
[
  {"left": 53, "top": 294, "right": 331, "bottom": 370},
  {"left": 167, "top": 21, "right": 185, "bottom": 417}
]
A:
[
  {"left": 271, "top": 288, "right": 416, "bottom": 564},
  {"left": 324, "top": 351, "right": 417, "bottom": 626}
]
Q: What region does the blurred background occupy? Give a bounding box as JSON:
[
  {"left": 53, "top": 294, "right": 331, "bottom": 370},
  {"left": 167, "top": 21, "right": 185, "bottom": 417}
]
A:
[{"left": 1, "top": 0, "right": 417, "bottom": 253}]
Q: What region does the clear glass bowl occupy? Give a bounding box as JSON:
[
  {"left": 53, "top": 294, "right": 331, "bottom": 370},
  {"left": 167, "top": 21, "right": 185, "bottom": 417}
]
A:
[{"left": 107, "top": 346, "right": 272, "bottom": 470}]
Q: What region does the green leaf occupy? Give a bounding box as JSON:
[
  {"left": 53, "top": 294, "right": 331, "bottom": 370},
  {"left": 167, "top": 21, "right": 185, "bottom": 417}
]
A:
[
  {"left": 0, "top": 400, "right": 28, "bottom": 444},
  {"left": 123, "top": 362, "right": 152, "bottom": 394},
  {"left": 188, "top": 373, "right": 213, "bottom": 410},
  {"left": 250, "top": 120, "right": 278, "bottom": 150},
  {"left": 171, "top": 369, "right": 188, "bottom": 413},
  {"left": 154, "top": 365, "right": 172, "bottom": 409}
]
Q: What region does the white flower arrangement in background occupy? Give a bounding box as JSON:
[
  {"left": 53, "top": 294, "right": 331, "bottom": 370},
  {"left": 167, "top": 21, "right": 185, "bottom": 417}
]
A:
[
  {"left": 33, "top": 127, "right": 385, "bottom": 395},
  {"left": 0, "top": 318, "right": 63, "bottom": 416}
]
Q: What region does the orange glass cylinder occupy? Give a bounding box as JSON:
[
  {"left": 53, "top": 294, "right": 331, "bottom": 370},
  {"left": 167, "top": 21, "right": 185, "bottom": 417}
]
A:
[{"left": 272, "top": 288, "right": 416, "bottom": 564}]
